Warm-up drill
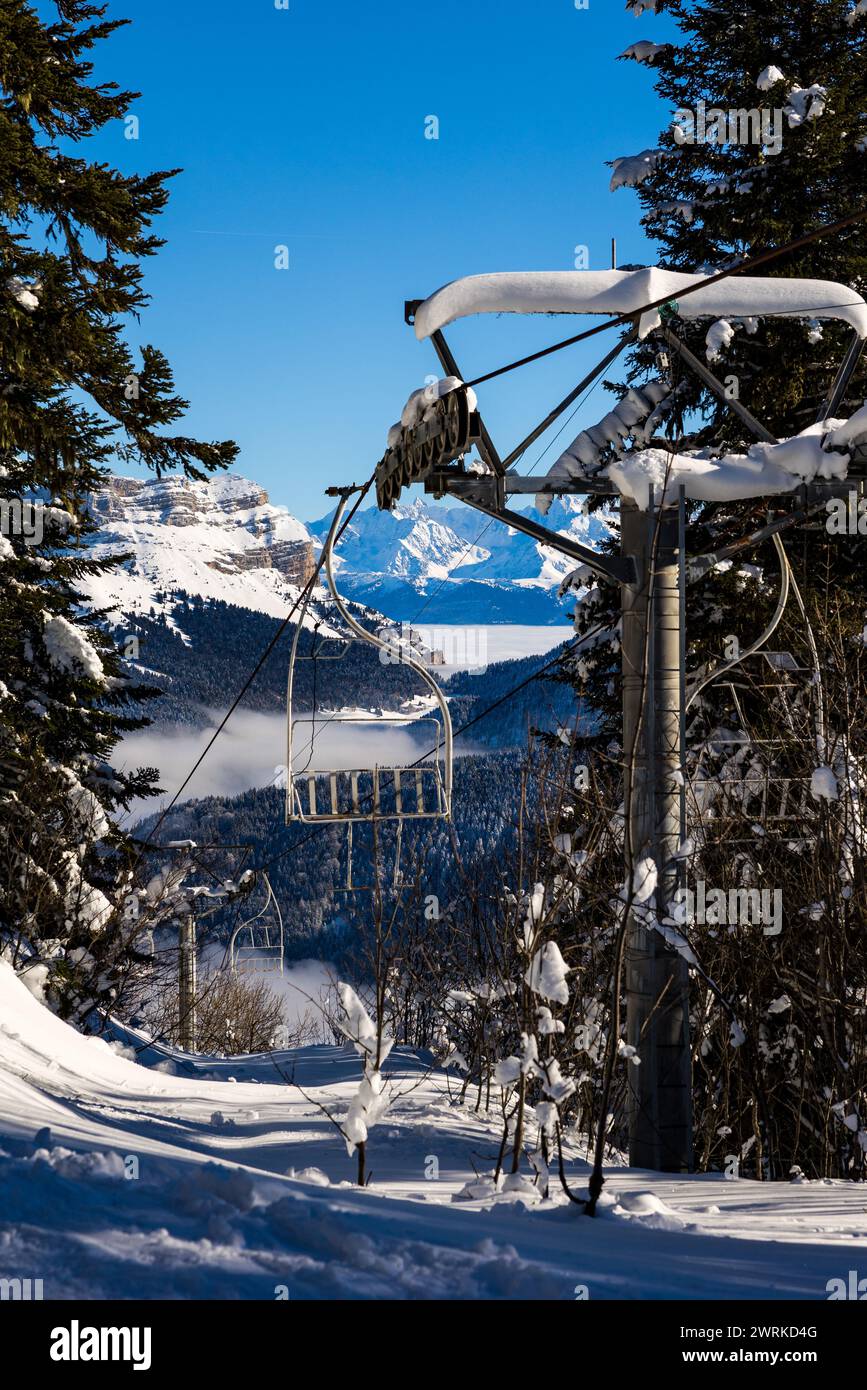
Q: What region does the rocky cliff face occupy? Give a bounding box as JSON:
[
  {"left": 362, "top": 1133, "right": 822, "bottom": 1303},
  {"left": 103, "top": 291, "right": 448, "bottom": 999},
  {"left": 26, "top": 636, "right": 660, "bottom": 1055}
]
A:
[{"left": 83, "top": 473, "right": 316, "bottom": 620}]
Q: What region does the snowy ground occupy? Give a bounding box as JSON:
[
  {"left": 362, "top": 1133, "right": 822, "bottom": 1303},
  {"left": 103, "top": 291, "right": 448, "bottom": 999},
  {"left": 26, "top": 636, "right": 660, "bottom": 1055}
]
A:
[{"left": 1, "top": 962, "right": 866, "bottom": 1301}]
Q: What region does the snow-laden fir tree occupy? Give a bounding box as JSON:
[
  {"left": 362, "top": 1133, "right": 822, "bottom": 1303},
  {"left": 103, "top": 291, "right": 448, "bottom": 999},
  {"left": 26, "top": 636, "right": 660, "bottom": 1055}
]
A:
[
  {"left": 0, "top": 1, "right": 236, "bottom": 1017},
  {"left": 541, "top": 0, "right": 867, "bottom": 1177},
  {"left": 618, "top": 0, "right": 867, "bottom": 434}
]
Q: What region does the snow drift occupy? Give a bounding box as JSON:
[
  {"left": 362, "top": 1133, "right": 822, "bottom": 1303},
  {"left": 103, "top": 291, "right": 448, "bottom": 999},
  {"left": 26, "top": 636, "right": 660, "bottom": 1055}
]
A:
[{"left": 2, "top": 960, "right": 867, "bottom": 1299}]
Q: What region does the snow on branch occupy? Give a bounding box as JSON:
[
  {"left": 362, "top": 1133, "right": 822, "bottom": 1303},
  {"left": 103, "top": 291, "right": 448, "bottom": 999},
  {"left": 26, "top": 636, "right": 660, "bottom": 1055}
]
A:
[
  {"left": 757, "top": 65, "right": 786, "bottom": 91},
  {"left": 42, "top": 615, "right": 104, "bottom": 684},
  {"left": 609, "top": 148, "right": 664, "bottom": 191},
  {"left": 784, "top": 84, "right": 828, "bottom": 128},
  {"left": 618, "top": 40, "right": 669, "bottom": 64},
  {"left": 336, "top": 982, "right": 394, "bottom": 1158},
  {"left": 524, "top": 940, "right": 571, "bottom": 1005}
]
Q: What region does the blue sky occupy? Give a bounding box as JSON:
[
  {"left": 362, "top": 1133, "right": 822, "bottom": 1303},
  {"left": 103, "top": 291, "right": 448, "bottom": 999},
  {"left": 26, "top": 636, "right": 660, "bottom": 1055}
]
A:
[{"left": 84, "top": 0, "right": 680, "bottom": 519}]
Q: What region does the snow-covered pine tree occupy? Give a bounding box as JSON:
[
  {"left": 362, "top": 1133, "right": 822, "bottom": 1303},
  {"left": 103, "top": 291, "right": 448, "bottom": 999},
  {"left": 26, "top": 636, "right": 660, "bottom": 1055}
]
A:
[
  {"left": 565, "top": 0, "right": 867, "bottom": 729},
  {"left": 541, "top": 0, "right": 867, "bottom": 1176},
  {"left": 618, "top": 0, "right": 867, "bottom": 435},
  {"left": 0, "top": 1, "right": 237, "bottom": 1017}
]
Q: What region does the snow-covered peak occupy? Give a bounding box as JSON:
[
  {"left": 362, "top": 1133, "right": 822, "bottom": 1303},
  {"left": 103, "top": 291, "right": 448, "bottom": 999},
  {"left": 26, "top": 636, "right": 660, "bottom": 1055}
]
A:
[
  {"left": 90, "top": 472, "right": 309, "bottom": 545},
  {"left": 308, "top": 494, "right": 613, "bottom": 618},
  {"left": 310, "top": 498, "right": 490, "bottom": 583}
]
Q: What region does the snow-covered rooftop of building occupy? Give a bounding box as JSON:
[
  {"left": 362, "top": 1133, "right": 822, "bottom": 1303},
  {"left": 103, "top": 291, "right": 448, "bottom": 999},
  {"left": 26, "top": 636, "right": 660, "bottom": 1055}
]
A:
[{"left": 413, "top": 268, "right": 867, "bottom": 341}]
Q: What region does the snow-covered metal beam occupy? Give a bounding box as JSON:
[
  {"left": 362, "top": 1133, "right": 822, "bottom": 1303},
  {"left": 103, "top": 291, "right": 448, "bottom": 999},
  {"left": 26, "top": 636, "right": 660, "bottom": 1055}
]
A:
[
  {"left": 605, "top": 405, "right": 867, "bottom": 509},
  {"left": 413, "top": 268, "right": 867, "bottom": 342}
]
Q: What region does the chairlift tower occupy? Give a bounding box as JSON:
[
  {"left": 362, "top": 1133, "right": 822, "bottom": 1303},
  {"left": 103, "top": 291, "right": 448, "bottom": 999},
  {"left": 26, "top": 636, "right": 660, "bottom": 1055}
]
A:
[
  {"left": 370, "top": 263, "right": 867, "bottom": 1172},
  {"left": 178, "top": 909, "right": 197, "bottom": 1053}
]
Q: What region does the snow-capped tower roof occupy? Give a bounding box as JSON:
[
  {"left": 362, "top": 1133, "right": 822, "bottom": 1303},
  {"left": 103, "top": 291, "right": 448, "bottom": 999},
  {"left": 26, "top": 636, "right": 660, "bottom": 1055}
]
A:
[{"left": 412, "top": 268, "right": 867, "bottom": 341}]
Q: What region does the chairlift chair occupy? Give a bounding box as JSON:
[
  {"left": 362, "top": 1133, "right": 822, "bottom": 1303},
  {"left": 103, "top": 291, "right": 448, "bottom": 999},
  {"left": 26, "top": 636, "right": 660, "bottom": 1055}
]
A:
[
  {"left": 285, "top": 493, "right": 453, "bottom": 889},
  {"left": 228, "top": 872, "right": 284, "bottom": 976}
]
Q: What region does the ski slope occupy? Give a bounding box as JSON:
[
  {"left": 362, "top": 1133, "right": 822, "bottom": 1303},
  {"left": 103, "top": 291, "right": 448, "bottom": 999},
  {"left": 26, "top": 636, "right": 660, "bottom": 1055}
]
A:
[{"left": 1, "top": 962, "right": 865, "bottom": 1301}]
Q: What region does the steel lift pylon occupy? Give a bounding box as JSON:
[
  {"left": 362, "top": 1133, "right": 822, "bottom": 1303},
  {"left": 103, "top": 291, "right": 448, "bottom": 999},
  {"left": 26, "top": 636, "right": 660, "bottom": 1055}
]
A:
[{"left": 373, "top": 266, "right": 867, "bottom": 1173}]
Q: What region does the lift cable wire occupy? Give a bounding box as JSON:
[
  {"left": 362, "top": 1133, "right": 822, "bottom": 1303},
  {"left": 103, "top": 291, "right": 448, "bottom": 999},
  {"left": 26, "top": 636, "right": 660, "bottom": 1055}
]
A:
[
  {"left": 686, "top": 531, "right": 791, "bottom": 712},
  {"left": 139, "top": 479, "right": 373, "bottom": 855},
  {"left": 461, "top": 206, "right": 867, "bottom": 390}
]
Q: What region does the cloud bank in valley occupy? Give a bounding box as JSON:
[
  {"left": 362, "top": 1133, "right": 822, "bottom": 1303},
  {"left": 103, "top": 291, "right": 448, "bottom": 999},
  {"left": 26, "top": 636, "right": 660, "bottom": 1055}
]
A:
[{"left": 116, "top": 709, "right": 446, "bottom": 824}]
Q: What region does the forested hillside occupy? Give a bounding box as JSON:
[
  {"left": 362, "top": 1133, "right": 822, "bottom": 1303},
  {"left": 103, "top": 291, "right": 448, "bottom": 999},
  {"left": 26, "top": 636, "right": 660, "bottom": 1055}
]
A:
[
  {"left": 112, "top": 592, "right": 584, "bottom": 747},
  {"left": 114, "top": 592, "right": 432, "bottom": 724},
  {"left": 135, "top": 751, "right": 527, "bottom": 965}
]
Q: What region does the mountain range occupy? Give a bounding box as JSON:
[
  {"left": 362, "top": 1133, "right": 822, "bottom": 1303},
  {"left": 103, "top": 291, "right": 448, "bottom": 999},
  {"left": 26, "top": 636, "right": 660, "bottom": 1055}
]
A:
[
  {"left": 310, "top": 494, "right": 612, "bottom": 625},
  {"left": 83, "top": 472, "right": 609, "bottom": 629}
]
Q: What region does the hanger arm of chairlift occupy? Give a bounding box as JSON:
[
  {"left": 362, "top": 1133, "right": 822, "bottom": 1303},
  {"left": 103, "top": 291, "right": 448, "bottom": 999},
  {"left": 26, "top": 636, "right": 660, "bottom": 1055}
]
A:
[
  {"left": 228, "top": 872, "right": 283, "bottom": 974},
  {"left": 285, "top": 506, "right": 345, "bottom": 815},
  {"left": 686, "top": 531, "right": 791, "bottom": 712},
  {"left": 311, "top": 492, "right": 454, "bottom": 815}
]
